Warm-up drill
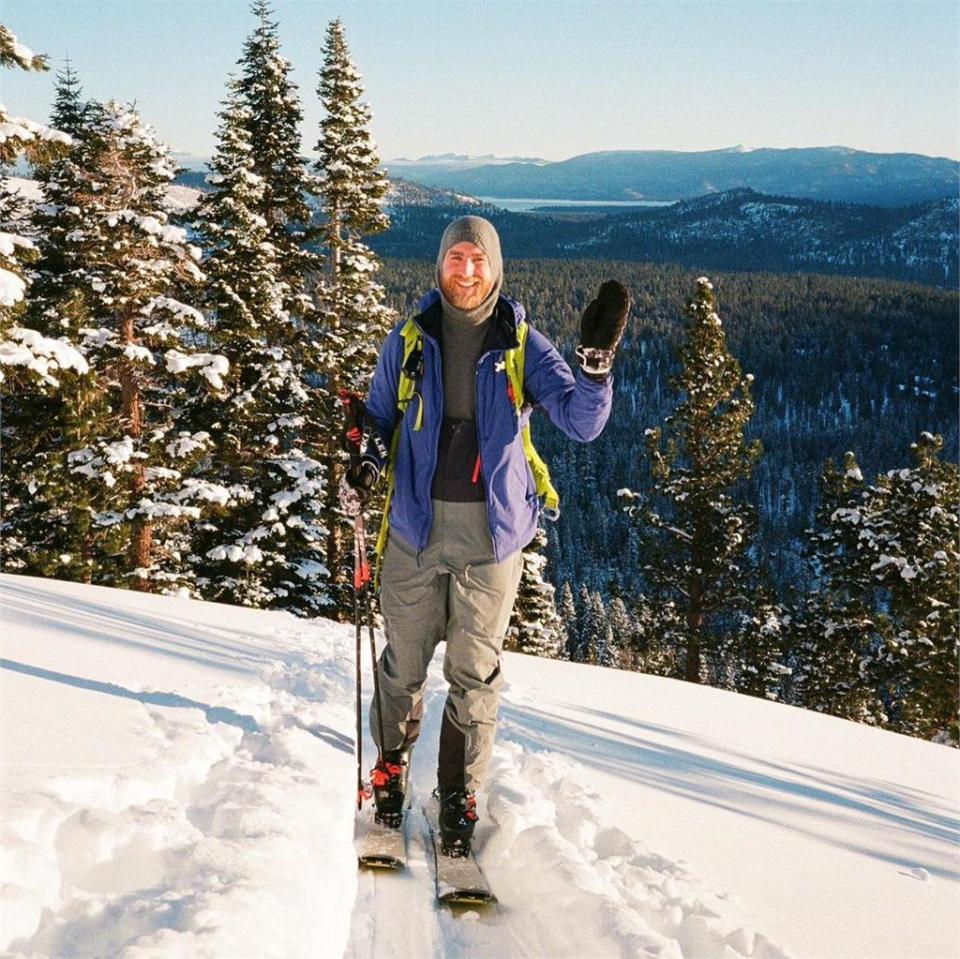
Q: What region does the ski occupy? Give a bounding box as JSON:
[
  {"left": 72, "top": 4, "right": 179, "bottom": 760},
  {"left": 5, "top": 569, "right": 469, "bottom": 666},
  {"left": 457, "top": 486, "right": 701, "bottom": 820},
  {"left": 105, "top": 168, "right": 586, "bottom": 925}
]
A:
[
  {"left": 355, "top": 752, "right": 415, "bottom": 869},
  {"left": 355, "top": 808, "right": 408, "bottom": 869},
  {"left": 424, "top": 797, "right": 497, "bottom": 905}
]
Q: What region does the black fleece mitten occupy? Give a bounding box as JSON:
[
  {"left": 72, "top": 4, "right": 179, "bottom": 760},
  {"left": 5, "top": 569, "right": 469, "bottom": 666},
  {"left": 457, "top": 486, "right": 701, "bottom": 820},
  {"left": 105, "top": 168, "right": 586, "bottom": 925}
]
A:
[
  {"left": 577, "top": 280, "right": 631, "bottom": 378},
  {"left": 579, "top": 280, "right": 631, "bottom": 350}
]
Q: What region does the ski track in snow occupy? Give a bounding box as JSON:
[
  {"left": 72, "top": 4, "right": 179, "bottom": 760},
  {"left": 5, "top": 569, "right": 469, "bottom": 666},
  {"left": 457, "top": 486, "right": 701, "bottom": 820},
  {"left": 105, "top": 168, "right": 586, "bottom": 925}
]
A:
[
  {"left": 345, "top": 666, "right": 792, "bottom": 959},
  {"left": 2, "top": 579, "right": 357, "bottom": 958}
]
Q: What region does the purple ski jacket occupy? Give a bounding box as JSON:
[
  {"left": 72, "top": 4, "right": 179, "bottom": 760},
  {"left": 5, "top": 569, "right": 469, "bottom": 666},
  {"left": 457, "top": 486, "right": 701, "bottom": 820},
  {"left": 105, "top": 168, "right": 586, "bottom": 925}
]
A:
[{"left": 363, "top": 289, "right": 613, "bottom": 563}]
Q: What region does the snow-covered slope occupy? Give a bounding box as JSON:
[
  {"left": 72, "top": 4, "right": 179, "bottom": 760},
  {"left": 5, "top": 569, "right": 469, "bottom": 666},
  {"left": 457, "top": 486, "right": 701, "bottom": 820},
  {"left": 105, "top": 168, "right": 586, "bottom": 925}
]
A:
[{"left": 2, "top": 574, "right": 957, "bottom": 958}]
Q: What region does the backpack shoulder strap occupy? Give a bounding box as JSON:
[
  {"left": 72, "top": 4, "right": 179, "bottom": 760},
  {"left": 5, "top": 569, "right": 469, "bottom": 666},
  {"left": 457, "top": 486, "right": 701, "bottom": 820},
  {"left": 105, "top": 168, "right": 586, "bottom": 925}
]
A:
[
  {"left": 397, "top": 318, "right": 424, "bottom": 430},
  {"left": 374, "top": 318, "right": 425, "bottom": 582},
  {"left": 504, "top": 319, "right": 560, "bottom": 520}
]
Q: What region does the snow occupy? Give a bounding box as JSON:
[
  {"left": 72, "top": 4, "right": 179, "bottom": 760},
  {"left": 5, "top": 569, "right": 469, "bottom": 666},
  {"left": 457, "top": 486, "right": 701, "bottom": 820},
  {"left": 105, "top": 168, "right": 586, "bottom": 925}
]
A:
[
  {"left": 0, "top": 266, "right": 27, "bottom": 306},
  {"left": 1, "top": 177, "right": 43, "bottom": 203},
  {"left": 0, "top": 230, "right": 35, "bottom": 257},
  {"left": 0, "top": 113, "right": 72, "bottom": 149},
  {"left": 0, "top": 327, "right": 90, "bottom": 385},
  {"left": 2, "top": 573, "right": 957, "bottom": 959},
  {"left": 164, "top": 350, "right": 229, "bottom": 390}
]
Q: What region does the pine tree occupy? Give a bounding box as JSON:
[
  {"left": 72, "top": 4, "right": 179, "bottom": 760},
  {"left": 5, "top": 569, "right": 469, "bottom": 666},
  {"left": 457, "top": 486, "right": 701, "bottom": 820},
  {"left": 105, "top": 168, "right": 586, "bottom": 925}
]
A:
[
  {"left": 507, "top": 527, "right": 562, "bottom": 657},
  {"left": 0, "top": 25, "right": 84, "bottom": 391},
  {"left": 574, "top": 582, "right": 593, "bottom": 663},
  {"left": 869, "top": 433, "right": 958, "bottom": 742},
  {"left": 313, "top": 17, "right": 394, "bottom": 614},
  {"left": 314, "top": 17, "right": 391, "bottom": 384},
  {"left": 620, "top": 277, "right": 764, "bottom": 683},
  {"left": 580, "top": 590, "right": 610, "bottom": 665},
  {"left": 235, "top": 0, "right": 320, "bottom": 309},
  {"left": 558, "top": 581, "right": 579, "bottom": 661},
  {"left": 632, "top": 593, "right": 679, "bottom": 675},
  {"left": 717, "top": 602, "right": 790, "bottom": 700},
  {"left": 49, "top": 58, "right": 90, "bottom": 138},
  {"left": 804, "top": 435, "right": 960, "bottom": 741},
  {"left": 186, "top": 81, "right": 332, "bottom": 614},
  {"left": 1, "top": 71, "right": 105, "bottom": 580},
  {"left": 20, "top": 100, "right": 227, "bottom": 590},
  {"left": 608, "top": 597, "right": 634, "bottom": 666},
  {"left": 790, "top": 451, "right": 887, "bottom": 725}
]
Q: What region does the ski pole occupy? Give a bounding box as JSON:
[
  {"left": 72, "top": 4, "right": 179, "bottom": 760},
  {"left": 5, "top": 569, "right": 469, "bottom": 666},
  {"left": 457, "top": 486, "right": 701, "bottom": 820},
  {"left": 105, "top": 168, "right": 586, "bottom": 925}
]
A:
[
  {"left": 352, "top": 551, "right": 364, "bottom": 809},
  {"left": 338, "top": 389, "right": 389, "bottom": 799}
]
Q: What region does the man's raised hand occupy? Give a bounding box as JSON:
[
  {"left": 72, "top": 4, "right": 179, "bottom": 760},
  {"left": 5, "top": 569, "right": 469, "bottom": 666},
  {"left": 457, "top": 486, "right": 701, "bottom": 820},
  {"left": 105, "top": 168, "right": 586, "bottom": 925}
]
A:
[{"left": 576, "top": 280, "right": 631, "bottom": 377}]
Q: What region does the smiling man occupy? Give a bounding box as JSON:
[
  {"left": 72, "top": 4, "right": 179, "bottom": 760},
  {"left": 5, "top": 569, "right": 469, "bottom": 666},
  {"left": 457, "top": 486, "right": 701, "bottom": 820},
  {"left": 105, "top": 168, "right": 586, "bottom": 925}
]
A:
[{"left": 340, "top": 215, "right": 630, "bottom": 857}]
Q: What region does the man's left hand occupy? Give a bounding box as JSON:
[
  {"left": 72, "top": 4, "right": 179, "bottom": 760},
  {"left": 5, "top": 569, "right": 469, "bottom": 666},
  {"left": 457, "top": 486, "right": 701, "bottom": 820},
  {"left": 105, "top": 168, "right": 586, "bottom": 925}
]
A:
[{"left": 577, "top": 280, "right": 631, "bottom": 377}]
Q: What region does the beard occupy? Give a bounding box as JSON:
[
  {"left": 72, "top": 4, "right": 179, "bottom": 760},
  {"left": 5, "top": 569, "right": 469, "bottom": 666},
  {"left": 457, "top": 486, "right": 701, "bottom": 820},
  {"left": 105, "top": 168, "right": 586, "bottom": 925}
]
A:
[{"left": 440, "top": 274, "right": 493, "bottom": 310}]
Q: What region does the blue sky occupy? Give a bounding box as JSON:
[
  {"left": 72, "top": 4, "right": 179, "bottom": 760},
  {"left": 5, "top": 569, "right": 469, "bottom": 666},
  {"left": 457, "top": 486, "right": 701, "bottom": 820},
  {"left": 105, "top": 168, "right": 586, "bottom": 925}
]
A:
[{"left": 5, "top": 0, "right": 959, "bottom": 162}]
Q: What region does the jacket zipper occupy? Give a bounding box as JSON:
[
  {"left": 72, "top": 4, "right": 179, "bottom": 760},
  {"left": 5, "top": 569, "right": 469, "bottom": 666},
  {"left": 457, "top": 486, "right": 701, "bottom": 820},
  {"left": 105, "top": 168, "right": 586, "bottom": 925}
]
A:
[{"left": 474, "top": 351, "right": 500, "bottom": 563}]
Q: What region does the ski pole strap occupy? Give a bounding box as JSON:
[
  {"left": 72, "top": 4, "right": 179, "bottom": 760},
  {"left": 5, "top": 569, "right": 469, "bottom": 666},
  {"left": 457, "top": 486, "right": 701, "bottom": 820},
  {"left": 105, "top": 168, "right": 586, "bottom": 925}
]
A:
[{"left": 354, "top": 514, "right": 371, "bottom": 590}]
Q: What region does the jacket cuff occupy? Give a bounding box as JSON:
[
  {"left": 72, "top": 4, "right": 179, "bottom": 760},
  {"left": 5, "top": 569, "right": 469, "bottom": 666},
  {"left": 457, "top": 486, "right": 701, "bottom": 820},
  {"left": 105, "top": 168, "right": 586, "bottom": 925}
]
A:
[{"left": 577, "top": 367, "right": 613, "bottom": 387}]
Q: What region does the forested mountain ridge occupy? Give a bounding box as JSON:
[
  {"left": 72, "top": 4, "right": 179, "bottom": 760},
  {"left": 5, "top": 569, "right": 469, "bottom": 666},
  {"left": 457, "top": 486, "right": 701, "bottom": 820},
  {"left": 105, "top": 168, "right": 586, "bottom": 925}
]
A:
[
  {"left": 152, "top": 170, "right": 960, "bottom": 288},
  {"left": 372, "top": 191, "right": 959, "bottom": 288},
  {"left": 379, "top": 258, "right": 959, "bottom": 598},
  {"left": 391, "top": 145, "right": 959, "bottom": 207}
]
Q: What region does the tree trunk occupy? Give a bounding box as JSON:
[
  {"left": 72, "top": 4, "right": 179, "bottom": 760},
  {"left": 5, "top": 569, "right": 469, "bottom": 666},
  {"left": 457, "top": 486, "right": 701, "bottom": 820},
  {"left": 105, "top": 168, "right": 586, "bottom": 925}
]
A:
[
  {"left": 119, "top": 309, "right": 152, "bottom": 591},
  {"left": 329, "top": 204, "right": 341, "bottom": 288},
  {"left": 685, "top": 575, "right": 704, "bottom": 683}
]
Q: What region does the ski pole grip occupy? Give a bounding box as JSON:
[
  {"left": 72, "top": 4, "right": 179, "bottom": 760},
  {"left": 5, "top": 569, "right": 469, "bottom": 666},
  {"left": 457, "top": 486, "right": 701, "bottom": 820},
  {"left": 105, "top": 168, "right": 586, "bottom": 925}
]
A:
[{"left": 338, "top": 388, "right": 364, "bottom": 466}]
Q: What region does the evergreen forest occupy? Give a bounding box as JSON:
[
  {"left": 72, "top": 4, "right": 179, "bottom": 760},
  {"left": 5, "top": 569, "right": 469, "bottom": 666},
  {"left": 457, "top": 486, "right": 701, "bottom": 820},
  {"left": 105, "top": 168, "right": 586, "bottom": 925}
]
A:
[{"left": 1, "top": 6, "right": 957, "bottom": 746}]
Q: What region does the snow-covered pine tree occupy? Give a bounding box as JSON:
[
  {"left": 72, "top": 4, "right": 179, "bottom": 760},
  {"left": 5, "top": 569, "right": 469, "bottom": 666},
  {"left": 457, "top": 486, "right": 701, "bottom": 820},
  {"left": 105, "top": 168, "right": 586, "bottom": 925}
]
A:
[
  {"left": 0, "top": 25, "right": 84, "bottom": 390},
  {"left": 868, "top": 433, "right": 958, "bottom": 743},
  {"left": 790, "top": 451, "right": 887, "bottom": 726},
  {"left": 314, "top": 16, "right": 391, "bottom": 381},
  {"left": 39, "top": 101, "right": 228, "bottom": 591},
  {"left": 558, "top": 581, "right": 579, "bottom": 661},
  {"left": 608, "top": 596, "right": 634, "bottom": 665},
  {"left": 235, "top": 0, "right": 320, "bottom": 314},
  {"left": 820, "top": 434, "right": 960, "bottom": 742},
  {"left": 187, "top": 81, "right": 332, "bottom": 615},
  {"left": 632, "top": 593, "right": 679, "bottom": 675},
  {"left": 619, "top": 277, "right": 764, "bottom": 684},
  {"left": 506, "top": 527, "right": 562, "bottom": 657},
  {"left": 573, "top": 582, "right": 593, "bottom": 662},
  {"left": 580, "top": 589, "right": 611, "bottom": 666},
  {"left": 313, "top": 17, "right": 394, "bottom": 614},
  {"left": 716, "top": 601, "right": 790, "bottom": 700},
  {"left": 1, "top": 64, "right": 107, "bottom": 580}
]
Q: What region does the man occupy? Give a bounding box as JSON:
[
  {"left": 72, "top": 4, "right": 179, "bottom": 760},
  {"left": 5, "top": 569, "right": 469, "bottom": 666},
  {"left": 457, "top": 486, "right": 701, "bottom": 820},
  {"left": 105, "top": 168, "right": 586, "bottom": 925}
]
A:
[{"left": 340, "top": 215, "right": 629, "bottom": 855}]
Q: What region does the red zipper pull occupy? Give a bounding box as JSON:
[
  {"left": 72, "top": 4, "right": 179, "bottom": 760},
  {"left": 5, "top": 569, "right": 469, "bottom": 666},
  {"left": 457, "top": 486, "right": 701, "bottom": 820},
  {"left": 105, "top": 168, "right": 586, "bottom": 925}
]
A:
[{"left": 472, "top": 454, "right": 481, "bottom": 484}]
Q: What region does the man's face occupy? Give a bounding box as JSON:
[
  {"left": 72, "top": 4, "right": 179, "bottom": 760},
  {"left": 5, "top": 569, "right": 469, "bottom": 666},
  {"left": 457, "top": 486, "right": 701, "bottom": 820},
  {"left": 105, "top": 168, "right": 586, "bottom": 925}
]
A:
[{"left": 439, "top": 241, "right": 494, "bottom": 310}]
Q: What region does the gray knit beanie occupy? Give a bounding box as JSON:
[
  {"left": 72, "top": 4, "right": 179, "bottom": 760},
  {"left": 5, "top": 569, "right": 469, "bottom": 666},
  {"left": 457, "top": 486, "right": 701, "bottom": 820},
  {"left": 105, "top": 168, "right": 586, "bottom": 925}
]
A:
[{"left": 435, "top": 215, "right": 503, "bottom": 325}]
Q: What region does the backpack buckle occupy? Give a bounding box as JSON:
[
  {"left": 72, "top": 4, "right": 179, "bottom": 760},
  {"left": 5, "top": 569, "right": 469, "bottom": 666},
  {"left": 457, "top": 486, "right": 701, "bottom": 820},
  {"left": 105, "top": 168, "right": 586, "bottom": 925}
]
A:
[{"left": 402, "top": 345, "right": 423, "bottom": 381}]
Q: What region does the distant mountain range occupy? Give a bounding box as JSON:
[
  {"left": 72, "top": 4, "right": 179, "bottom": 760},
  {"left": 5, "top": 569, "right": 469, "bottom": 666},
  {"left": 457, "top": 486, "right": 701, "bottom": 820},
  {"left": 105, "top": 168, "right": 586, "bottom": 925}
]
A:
[
  {"left": 372, "top": 187, "right": 959, "bottom": 288},
  {"left": 389, "top": 153, "right": 549, "bottom": 169},
  {"left": 386, "top": 146, "right": 959, "bottom": 208}
]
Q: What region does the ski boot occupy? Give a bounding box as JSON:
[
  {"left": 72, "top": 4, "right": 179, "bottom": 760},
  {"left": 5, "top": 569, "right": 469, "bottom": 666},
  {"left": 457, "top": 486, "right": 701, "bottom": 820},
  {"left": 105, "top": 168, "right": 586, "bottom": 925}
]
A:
[
  {"left": 371, "top": 748, "right": 411, "bottom": 829},
  {"left": 438, "top": 788, "right": 478, "bottom": 858}
]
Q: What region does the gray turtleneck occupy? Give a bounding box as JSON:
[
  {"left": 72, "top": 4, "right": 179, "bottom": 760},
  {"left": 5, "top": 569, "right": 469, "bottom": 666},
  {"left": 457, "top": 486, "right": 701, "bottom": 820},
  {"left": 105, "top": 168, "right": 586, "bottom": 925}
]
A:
[{"left": 441, "top": 310, "right": 490, "bottom": 420}]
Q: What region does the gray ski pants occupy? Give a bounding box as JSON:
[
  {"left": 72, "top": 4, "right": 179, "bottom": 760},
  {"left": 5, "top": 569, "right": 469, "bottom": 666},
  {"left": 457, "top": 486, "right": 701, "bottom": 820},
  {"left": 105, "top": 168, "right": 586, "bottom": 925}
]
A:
[{"left": 373, "top": 499, "right": 524, "bottom": 793}]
